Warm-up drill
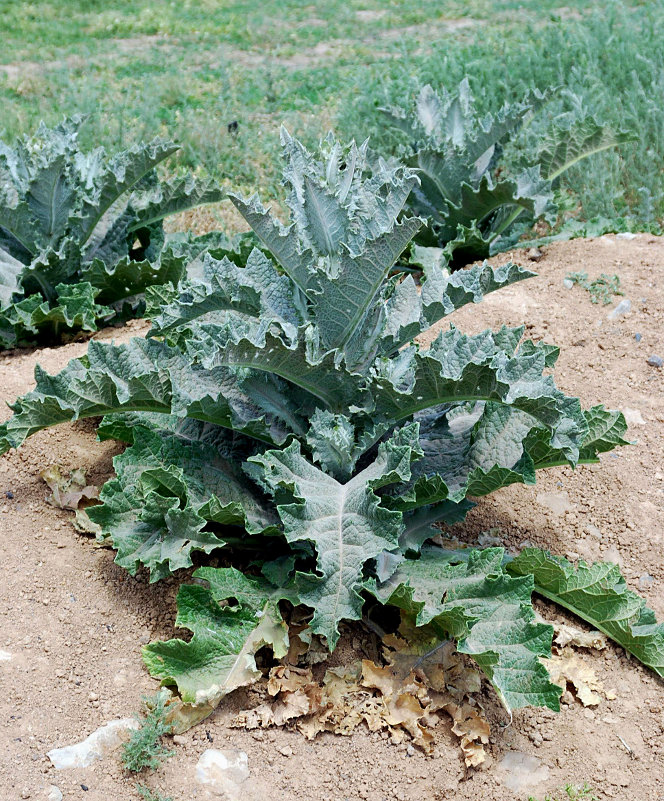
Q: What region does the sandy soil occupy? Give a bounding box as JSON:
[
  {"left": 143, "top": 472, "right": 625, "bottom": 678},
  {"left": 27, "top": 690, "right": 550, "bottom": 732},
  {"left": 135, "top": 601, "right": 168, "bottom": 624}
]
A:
[{"left": 0, "top": 235, "right": 662, "bottom": 801}]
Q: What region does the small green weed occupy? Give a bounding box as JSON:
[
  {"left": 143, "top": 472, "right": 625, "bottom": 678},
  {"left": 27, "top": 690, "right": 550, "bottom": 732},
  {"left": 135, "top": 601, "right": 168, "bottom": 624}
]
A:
[
  {"left": 565, "top": 271, "right": 624, "bottom": 305},
  {"left": 136, "top": 785, "right": 174, "bottom": 801},
  {"left": 122, "top": 690, "right": 174, "bottom": 773},
  {"left": 529, "top": 782, "right": 598, "bottom": 801}
]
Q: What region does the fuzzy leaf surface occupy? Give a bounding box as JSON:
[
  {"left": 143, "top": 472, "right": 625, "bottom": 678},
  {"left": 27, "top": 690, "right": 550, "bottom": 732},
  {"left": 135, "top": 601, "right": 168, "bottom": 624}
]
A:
[
  {"left": 508, "top": 549, "right": 664, "bottom": 677},
  {"left": 0, "top": 337, "right": 292, "bottom": 454},
  {"left": 371, "top": 547, "right": 560, "bottom": 710},
  {"left": 87, "top": 424, "right": 276, "bottom": 580},
  {"left": 249, "top": 427, "right": 420, "bottom": 646},
  {"left": 0, "top": 119, "right": 220, "bottom": 347}
]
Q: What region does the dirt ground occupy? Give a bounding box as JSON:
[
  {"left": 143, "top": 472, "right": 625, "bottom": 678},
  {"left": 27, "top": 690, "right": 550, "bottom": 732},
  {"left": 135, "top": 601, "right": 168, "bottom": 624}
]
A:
[{"left": 0, "top": 235, "right": 662, "bottom": 801}]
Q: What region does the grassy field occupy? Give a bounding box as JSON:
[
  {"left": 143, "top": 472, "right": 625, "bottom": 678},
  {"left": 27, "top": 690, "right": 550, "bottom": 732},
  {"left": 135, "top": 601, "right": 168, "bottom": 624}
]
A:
[{"left": 1, "top": 0, "right": 662, "bottom": 229}]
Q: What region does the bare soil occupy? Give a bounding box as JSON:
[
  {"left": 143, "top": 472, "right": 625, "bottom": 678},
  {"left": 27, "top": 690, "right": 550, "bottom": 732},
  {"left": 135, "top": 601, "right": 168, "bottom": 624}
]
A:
[{"left": 0, "top": 235, "right": 662, "bottom": 801}]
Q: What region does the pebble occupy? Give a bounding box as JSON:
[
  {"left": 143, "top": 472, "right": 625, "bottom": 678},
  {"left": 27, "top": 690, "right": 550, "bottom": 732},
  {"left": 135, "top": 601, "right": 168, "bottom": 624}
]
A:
[
  {"left": 527, "top": 247, "right": 543, "bottom": 261},
  {"left": 616, "top": 231, "right": 637, "bottom": 240},
  {"left": 562, "top": 278, "right": 574, "bottom": 290},
  {"left": 607, "top": 298, "right": 631, "bottom": 319},
  {"left": 196, "top": 749, "right": 250, "bottom": 798},
  {"left": 635, "top": 333, "right": 642, "bottom": 342},
  {"left": 278, "top": 745, "right": 293, "bottom": 757},
  {"left": 646, "top": 355, "right": 663, "bottom": 368},
  {"left": 604, "top": 546, "right": 624, "bottom": 567},
  {"left": 638, "top": 574, "right": 654, "bottom": 591},
  {"left": 172, "top": 735, "right": 187, "bottom": 746},
  {"left": 623, "top": 408, "right": 646, "bottom": 427},
  {"left": 536, "top": 491, "right": 574, "bottom": 515},
  {"left": 528, "top": 731, "right": 544, "bottom": 747},
  {"left": 47, "top": 718, "right": 139, "bottom": 769},
  {"left": 47, "top": 788, "right": 63, "bottom": 801},
  {"left": 496, "top": 751, "right": 550, "bottom": 792}
]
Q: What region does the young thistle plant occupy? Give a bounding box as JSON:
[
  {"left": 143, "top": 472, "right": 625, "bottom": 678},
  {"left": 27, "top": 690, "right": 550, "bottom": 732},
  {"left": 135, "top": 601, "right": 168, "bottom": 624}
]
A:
[{"left": 2, "top": 129, "right": 658, "bottom": 733}]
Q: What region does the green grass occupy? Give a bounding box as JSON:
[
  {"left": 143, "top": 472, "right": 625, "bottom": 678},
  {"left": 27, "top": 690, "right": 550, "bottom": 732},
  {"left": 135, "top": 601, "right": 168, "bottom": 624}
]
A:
[
  {"left": 1, "top": 0, "right": 662, "bottom": 228},
  {"left": 529, "top": 782, "right": 598, "bottom": 801},
  {"left": 565, "top": 272, "right": 624, "bottom": 305},
  {"left": 121, "top": 691, "right": 174, "bottom": 773},
  {"left": 136, "top": 785, "right": 174, "bottom": 801}
]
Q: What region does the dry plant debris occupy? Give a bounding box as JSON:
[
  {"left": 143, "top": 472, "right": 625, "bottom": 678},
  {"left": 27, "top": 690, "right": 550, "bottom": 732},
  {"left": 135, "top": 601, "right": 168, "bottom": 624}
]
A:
[
  {"left": 233, "top": 629, "right": 491, "bottom": 765},
  {"left": 40, "top": 464, "right": 98, "bottom": 510}
]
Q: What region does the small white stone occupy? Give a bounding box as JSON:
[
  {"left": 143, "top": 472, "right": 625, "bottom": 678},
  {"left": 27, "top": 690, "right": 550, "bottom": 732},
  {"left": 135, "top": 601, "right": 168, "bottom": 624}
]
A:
[
  {"left": 607, "top": 298, "right": 631, "bottom": 320},
  {"left": 623, "top": 408, "right": 646, "bottom": 427},
  {"left": 0, "top": 650, "right": 12, "bottom": 661},
  {"left": 604, "top": 546, "right": 624, "bottom": 568},
  {"left": 47, "top": 787, "right": 63, "bottom": 801},
  {"left": 616, "top": 232, "right": 637, "bottom": 240},
  {"left": 497, "top": 751, "right": 550, "bottom": 792},
  {"left": 196, "top": 749, "right": 249, "bottom": 799},
  {"left": 47, "top": 718, "right": 139, "bottom": 769}
]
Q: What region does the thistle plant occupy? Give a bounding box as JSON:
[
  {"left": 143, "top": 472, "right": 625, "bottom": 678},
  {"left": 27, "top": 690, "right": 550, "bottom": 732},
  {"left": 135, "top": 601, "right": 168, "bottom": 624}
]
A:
[
  {"left": 381, "top": 79, "right": 635, "bottom": 268},
  {"left": 2, "top": 130, "right": 661, "bottom": 733},
  {"left": 0, "top": 117, "right": 222, "bottom": 347}
]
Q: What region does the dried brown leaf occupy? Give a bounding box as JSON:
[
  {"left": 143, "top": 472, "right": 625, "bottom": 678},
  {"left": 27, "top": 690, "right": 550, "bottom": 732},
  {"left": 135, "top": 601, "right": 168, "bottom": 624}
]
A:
[
  {"left": 544, "top": 651, "right": 604, "bottom": 706},
  {"left": 233, "top": 623, "right": 489, "bottom": 764},
  {"left": 552, "top": 621, "right": 607, "bottom": 651},
  {"left": 442, "top": 700, "right": 491, "bottom": 767},
  {"left": 41, "top": 465, "right": 98, "bottom": 511}
]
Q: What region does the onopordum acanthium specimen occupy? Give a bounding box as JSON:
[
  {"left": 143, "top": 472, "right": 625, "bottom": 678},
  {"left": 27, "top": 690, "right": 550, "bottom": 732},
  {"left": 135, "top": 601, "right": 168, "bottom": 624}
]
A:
[
  {"left": 381, "top": 79, "right": 636, "bottom": 269},
  {"left": 2, "top": 130, "right": 662, "bottom": 738},
  {"left": 0, "top": 116, "right": 222, "bottom": 347}
]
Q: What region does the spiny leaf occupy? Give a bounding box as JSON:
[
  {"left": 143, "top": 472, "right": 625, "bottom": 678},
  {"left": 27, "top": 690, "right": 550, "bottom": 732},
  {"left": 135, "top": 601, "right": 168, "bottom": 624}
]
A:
[
  {"left": 73, "top": 138, "right": 179, "bottom": 246},
  {"left": 148, "top": 247, "right": 301, "bottom": 340},
  {"left": 249, "top": 426, "right": 420, "bottom": 646},
  {"left": 370, "top": 547, "right": 560, "bottom": 711},
  {"left": 0, "top": 337, "right": 292, "bottom": 454},
  {"left": 0, "top": 281, "right": 110, "bottom": 348},
  {"left": 538, "top": 117, "right": 638, "bottom": 180},
  {"left": 0, "top": 119, "right": 221, "bottom": 348},
  {"left": 143, "top": 568, "right": 290, "bottom": 728},
  {"left": 383, "top": 79, "right": 632, "bottom": 268},
  {"left": 87, "top": 425, "right": 276, "bottom": 580},
  {"left": 128, "top": 175, "right": 223, "bottom": 231},
  {"left": 508, "top": 549, "right": 664, "bottom": 677},
  {"left": 371, "top": 326, "right": 586, "bottom": 461}
]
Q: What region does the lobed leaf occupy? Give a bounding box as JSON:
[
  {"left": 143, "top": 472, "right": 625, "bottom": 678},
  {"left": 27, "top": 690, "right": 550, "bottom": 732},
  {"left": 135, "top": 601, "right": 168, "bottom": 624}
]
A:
[
  {"left": 143, "top": 567, "right": 290, "bottom": 727},
  {"left": 369, "top": 547, "right": 560, "bottom": 710},
  {"left": 0, "top": 337, "right": 294, "bottom": 454},
  {"left": 249, "top": 426, "right": 420, "bottom": 646},
  {"left": 537, "top": 117, "right": 638, "bottom": 181},
  {"left": 371, "top": 326, "right": 586, "bottom": 462},
  {"left": 0, "top": 120, "right": 221, "bottom": 347},
  {"left": 508, "top": 549, "right": 664, "bottom": 677},
  {"left": 88, "top": 424, "right": 277, "bottom": 580}
]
